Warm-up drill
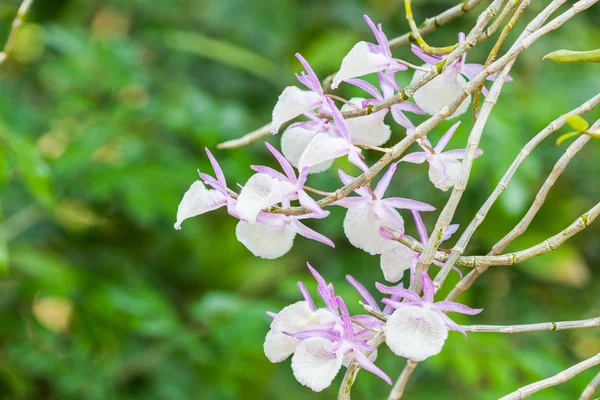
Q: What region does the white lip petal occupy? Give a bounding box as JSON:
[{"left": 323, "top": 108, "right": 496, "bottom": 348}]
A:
[
  {"left": 380, "top": 244, "right": 416, "bottom": 283},
  {"left": 264, "top": 329, "right": 299, "bottom": 363},
  {"left": 298, "top": 132, "right": 350, "bottom": 170},
  {"left": 281, "top": 126, "right": 334, "bottom": 173},
  {"left": 341, "top": 98, "right": 391, "bottom": 146},
  {"left": 235, "top": 220, "right": 296, "bottom": 259},
  {"left": 291, "top": 337, "right": 343, "bottom": 392},
  {"left": 332, "top": 41, "right": 390, "bottom": 89},
  {"left": 428, "top": 158, "right": 462, "bottom": 192},
  {"left": 174, "top": 181, "right": 226, "bottom": 230},
  {"left": 411, "top": 67, "right": 471, "bottom": 119},
  {"left": 343, "top": 204, "right": 403, "bottom": 255},
  {"left": 235, "top": 173, "right": 295, "bottom": 223},
  {"left": 271, "top": 86, "right": 323, "bottom": 133},
  {"left": 385, "top": 306, "right": 448, "bottom": 362}
]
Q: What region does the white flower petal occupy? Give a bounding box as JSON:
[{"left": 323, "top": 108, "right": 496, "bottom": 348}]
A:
[
  {"left": 341, "top": 98, "right": 391, "bottom": 146},
  {"left": 272, "top": 86, "right": 323, "bottom": 133},
  {"left": 174, "top": 181, "right": 226, "bottom": 230},
  {"left": 235, "top": 173, "right": 295, "bottom": 223},
  {"left": 332, "top": 41, "right": 390, "bottom": 89},
  {"left": 235, "top": 220, "right": 296, "bottom": 259},
  {"left": 281, "top": 126, "right": 334, "bottom": 173},
  {"left": 298, "top": 132, "right": 350, "bottom": 170},
  {"left": 343, "top": 204, "right": 403, "bottom": 255},
  {"left": 264, "top": 330, "right": 299, "bottom": 363},
  {"left": 342, "top": 348, "right": 378, "bottom": 368},
  {"left": 411, "top": 67, "right": 471, "bottom": 119},
  {"left": 292, "top": 337, "right": 343, "bottom": 392},
  {"left": 428, "top": 158, "right": 461, "bottom": 192},
  {"left": 380, "top": 245, "right": 416, "bottom": 283},
  {"left": 385, "top": 306, "right": 448, "bottom": 362}
]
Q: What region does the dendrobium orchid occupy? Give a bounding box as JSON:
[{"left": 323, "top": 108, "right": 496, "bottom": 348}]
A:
[
  {"left": 400, "top": 121, "right": 483, "bottom": 191},
  {"left": 235, "top": 204, "right": 334, "bottom": 259},
  {"left": 410, "top": 33, "right": 513, "bottom": 118},
  {"left": 267, "top": 264, "right": 391, "bottom": 392},
  {"left": 235, "top": 142, "right": 324, "bottom": 223},
  {"left": 377, "top": 272, "right": 483, "bottom": 361},
  {"left": 334, "top": 163, "right": 436, "bottom": 254},
  {"left": 379, "top": 210, "right": 460, "bottom": 283},
  {"left": 281, "top": 121, "right": 335, "bottom": 174},
  {"left": 332, "top": 15, "right": 408, "bottom": 89},
  {"left": 175, "top": 148, "right": 235, "bottom": 230},
  {"left": 298, "top": 97, "right": 369, "bottom": 172},
  {"left": 271, "top": 54, "right": 328, "bottom": 134}
]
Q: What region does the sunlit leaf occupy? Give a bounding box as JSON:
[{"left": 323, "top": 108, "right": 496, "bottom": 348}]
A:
[
  {"left": 543, "top": 49, "right": 600, "bottom": 63},
  {"left": 555, "top": 131, "right": 581, "bottom": 146},
  {"left": 566, "top": 115, "right": 589, "bottom": 132}
]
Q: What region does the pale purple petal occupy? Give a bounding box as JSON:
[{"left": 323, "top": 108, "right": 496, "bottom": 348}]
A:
[
  {"left": 298, "top": 282, "right": 317, "bottom": 312},
  {"left": 265, "top": 142, "right": 297, "bottom": 182},
  {"left": 346, "top": 78, "right": 383, "bottom": 100},
  {"left": 205, "top": 148, "right": 226, "bottom": 188},
  {"left": 290, "top": 219, "right": 335, "bottom": 248},
  {"left": 400, "top": 152, "right": 427, "bottom": 164},
  {"left": 411, "top": 210, "right": 428, "bottom": 244},
  {"left": 420, "top": 272, "right": 435, "bottom": 304},
  {"left": 390, "top": 105, "right": 415, "bottom": 130},
  {"left": 332, "top": 196, "right": 370, "bottom": 209},
  {"left": 250, "top": 165, "right": 289, "bottom": 181},
  {"left": 336, "top": 296, "right": 355, "bottom": 341},
  {"left": 347, "top": 149, "right": 369, "bottom": 172},
  {"left": 297, "top": 190, "right": 325, "bottom": 215},
  {"left": 411, "top": 44, "right": 443, "bottom": 65},
  {"left": 372, "top": 203, "right": 405, "bottom": 231},
  {"left": 338, "top": 169, "right": 371, "bottom": 198},
  {"left": 434, "top": 301, "right": 483, "bottom": 315},
  {"left": 375, "top": 282, "right": 422, "bottom": 303},
  {"left": 352, "top": 349, "right": 392, "bottom": 385},
  {"left": 374, "top": 162, "right": 398, "bottom": 199},
  {"left": 442, "top": 148, "right": 483, "bottom": 160},
  {"left": 295, "top": 53, "right": 322, "bottom": 93},
  {"left": 395, "top": 101, "right": 426, "bottom": 114},
  {"left": 435, "top": 121, "right": 461, "bottom": 153},
  {"left": 441, "top": 224, "right": 460, "bottom": 242},
  {"left": 383, "top": 197, "right": 435, "bottom": 212},
  {"left": 346, "top": 275, "right": 381, "bottom": 311},
  {"left": 434, "top": 309, "right": 467, "bottom": 337},
  {"left": 326, "top": 97, "right": 351, "bottom": 141},
  {"left": 288, "top": 329, "right": 340, "bottom": 342}
]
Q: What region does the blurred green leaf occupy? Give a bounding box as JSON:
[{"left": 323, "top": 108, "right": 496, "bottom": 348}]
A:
[
  {"left": 556, "top": 131, "right": 581, "bottom": 146},
  {"left": 566, "top": 115, "right": 590, "bottom": 132},
  {"left": 543, "top": 49, "right": 600, "bottom": 63}
]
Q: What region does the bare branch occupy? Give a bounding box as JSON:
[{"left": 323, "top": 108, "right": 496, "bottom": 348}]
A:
[
  {"left": 464, "top": 317, "right": 600, "bottom": 333},
  {"left": 580, "top": 370, "right": 600, "bottom": 400},
  {"left": 0, "top": 0, "right": 35, "bottom": 66}
]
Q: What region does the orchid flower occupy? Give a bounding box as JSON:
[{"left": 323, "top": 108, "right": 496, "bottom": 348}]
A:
[
  {"left": 271, "top": 54, "right": 328, "bottom": 134},
  {"left": 340, "top": 96, "right": 391, "bottom": 146},
  {"left": 235, "top": 204, "right": 334, "bottom": 259},
  {"left": 175, "top": 148, "right": 235, "bottom": 230},
  {"left": 379, "top": 210, "right": 460, "bottom": 283},
  {"left": 333, "top": 163, "right": 436, "bottom": 255},
  {"left": 332, "top": 15, "right": 408, "bottom": 89},
  {"left": 298, "top": 97, "right": 369, "bottom": 172},
  {"left": 235, "top": 142, "right": 324, "bottom": 223},
  {"left": 400, "top": 121, "right": 483, "bottom": 191},
  {"left": 281, "top": 120, "right": 335, "bottom": 174},
  {"left": 410, "top": 33, "right": 513, "bottom": 118},
  {"left": 377, "top": 272, "right": 483, "bottom": 361}
]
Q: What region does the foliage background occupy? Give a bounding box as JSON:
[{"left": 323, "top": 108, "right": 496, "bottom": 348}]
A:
[{"left": 0, "top": 0, "right": 599, "bottom": 399}]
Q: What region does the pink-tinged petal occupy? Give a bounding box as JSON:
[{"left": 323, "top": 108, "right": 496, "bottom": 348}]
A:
[
  {"left": 298, "top": 132, "right": 350, "bottom": 170},
  {"left": 271, "top": 86, "right": 323, "bottom": 133},
  {"left": 325, "top": 97, "right": 352, "bottom": 142},
  {"left": 381, "top": 298, "right": 424, "bottom": 310},
  {"left": 297, "top": 282, "right": 317, "bottom": 312},
  {"left": 332, "top": 41, "right": 390, "bottom": 89},
  {"left": 375, "top": 282, "right": 422, "bottom": 303},
  {"left": 345, "top": 78, "right": 383, "bottom": 100},
  {"left": 265, "top": 142, "right": 297, "bottom": 182},
  {"left": 378, "top": 226, "right": 400, "bottom": 241},
  {"left": 374, "top": 162, "right": 399, "bottom": 199},
  {"left": 291, "top": 337, "right": 344, "bottom": 392},
  {"left": 441, "top": 224, "right": 460, "bottom": 242},
  {"left": 295, "top": 53, "right": 321, "bottom": 91},
  {"left": 428, "top": 158, "right": 461, "bottom": 192},
  {"left": 205, "top": 148, "right": 226, "bottom": 188},
  {"left": 372, "top": 203, "right": 405, "bottom": 231},
  {"left": 338, "top": 169, "right": 371, "bottom": 198},
  {"left": 346, "top": 275, "right": 381, "bottom": 311},
  {"left": 287, "top": 329, "right": 341, "bottom": 342},
  {"left": 383, "top": 197, "right": 435, "bottom": 212},
  {"left": 434, "top": 309, "right": 467, "bottom": 337},
  {"left": 250, "top": 165, "right": 289, "bottom": 181},
  {"left": 461, "top": 63, "right": 513, "bottom": 82},
  {"left": 335, "top": 296, "right": 354, "bottom": 341},
  {"left": 297, "top": 190, "right": 324, "bottom": 215},
  {"left": 420, "top": 272, "right": 435, "bottom": 304},
  {"left": 289, "top": 219, "right": 335, "bottom": 248},
  {"left": 174, "top": 181, "right": 227, "bottom": 230},
  {"left": 434, "top": 301, "right": 483, "bottom": 315},
  {"left": 198, "top": 172, "right": 222, "bottom": 192},
  {"left": 380, "top": 245, "right": 416, "bottom": 283},
  {"left": 435, "top": 121, "right": 461, "bottom": 153},
  {"left": 390, "top": 105, "right": 415, "bottom": 130},
  {"left": 386, "top": 306, "right": 448, "bottom": 361},
  {"left": 267, "top": 311, "right": 277, "bottom": 318},
  {"left": 411, "top": 44, "right": 443, "bottom": 65},
  {"left": 235, "top": 220, "right": 296, "bottom": 259},
  {"left": 295, "top": 210, "right": 331, "bottom": 221},
  {"left": 363, "top": 15, "right": 386, "bottom": 52},
  {"left": 400, "top": 152, "right": 427, "bottom": 164},
  {"left": 235, "top": 173, "right": 296, "bottom": 223},
  {"left": 296, "top": 167, "right": 310, "bottom": 187},
  {"left": 347, "top": 148, "right": 369, "bottom": 172},
  {"left": 411, "top": 210, "right": 429, "bottom": 244},
  {"left": 441, "top": 148, "right": 483, "bottom": 160},
  {"left": 332, "top": 196, "right": 370, "bottom": 209},
  {"left": 396, "top": 101, "right": 426, "bottom": 114},
  {"left": 352, "top": 349, "right": 392, "bottom": 385},
  {"left": 344, "top": 205, "right": 401, "bottom": 254}
]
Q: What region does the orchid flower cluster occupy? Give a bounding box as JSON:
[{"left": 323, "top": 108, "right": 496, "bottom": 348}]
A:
[{"left": 174, "top": 13, "right": 500, "bottom": 394}]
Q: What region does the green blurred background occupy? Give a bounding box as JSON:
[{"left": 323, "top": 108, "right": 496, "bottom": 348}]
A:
[{"left": 0, "top": 0, "right": 599, "bottom": 399}]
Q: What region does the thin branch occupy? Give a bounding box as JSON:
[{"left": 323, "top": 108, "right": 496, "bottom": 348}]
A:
[
  {"left": 0, "top": 0, "right": 34, "bottom": 66},
  {"left": 387, "top": 360, "right": 418, "bottom": 400},
  {"left": 499, "top": 353, "right": 600, "bottom": 400},
  {"left": 445, "top": 95, "right": 600, "bottom": 301},
  {"left": 464, "top": 317, "right": 600, "bottom": 333},
  {"left": 580, "top": 370, "right": 600, "bottom": 400}
]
